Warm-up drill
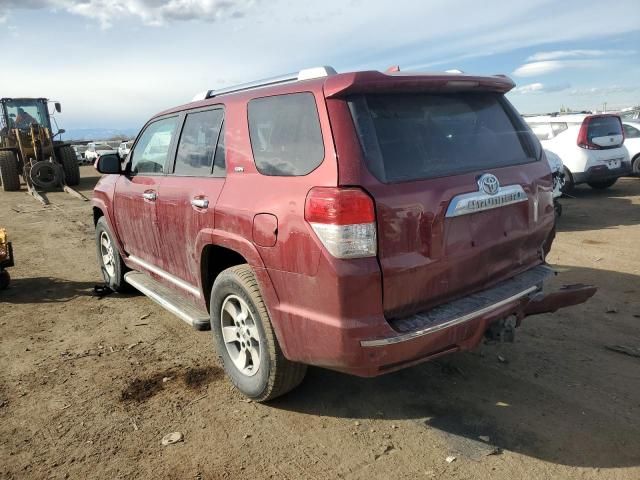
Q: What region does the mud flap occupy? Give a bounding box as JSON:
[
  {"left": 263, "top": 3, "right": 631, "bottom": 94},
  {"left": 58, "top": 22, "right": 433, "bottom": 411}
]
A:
[{"left": 523, "top": 284, "right": 597, "bottom": 316}]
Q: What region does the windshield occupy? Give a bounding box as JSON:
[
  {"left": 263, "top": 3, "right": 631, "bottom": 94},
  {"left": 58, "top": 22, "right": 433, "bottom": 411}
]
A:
[
  {"left": 96, "top": 144, "right": 113, "bottom": 150},
  {"left": 349, "top": 92, "right": 540, "bottom": 183},
  {"left": 2, "top": 99, "right": 50, "bottom": 131}
]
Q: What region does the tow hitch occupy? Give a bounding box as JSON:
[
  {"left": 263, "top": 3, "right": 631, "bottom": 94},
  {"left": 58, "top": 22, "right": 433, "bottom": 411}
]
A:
[{"left": 485, "top": 283, "right": 597, "bottom": 343}]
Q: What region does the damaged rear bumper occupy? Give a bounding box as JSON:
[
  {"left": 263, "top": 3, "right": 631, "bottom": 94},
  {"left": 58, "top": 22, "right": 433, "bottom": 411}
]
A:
[{"left": 345, "top": 264, "right": 596, "bottom": 376}]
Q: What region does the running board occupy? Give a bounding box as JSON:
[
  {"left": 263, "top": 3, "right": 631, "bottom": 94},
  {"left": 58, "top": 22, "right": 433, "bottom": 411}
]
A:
[{"left": 124, "top": 271, "right": 211, "bottom": 331}]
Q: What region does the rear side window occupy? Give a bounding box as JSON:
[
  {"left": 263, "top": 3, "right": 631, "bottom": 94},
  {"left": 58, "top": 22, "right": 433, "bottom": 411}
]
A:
[
  {"left": 248, "top": 93, "right": 324, "bottom": 176},
  {"left": 130, "top": 116, "right": 179, "bottom": 175},
  {"left": 623, "top": 124, "right": 640, "bottom": 138},
  {"left": 174, "top": 109, "right": 224, "bottom": 176},
  {"left": 587, "top": 116, "right": 622, "bottom": 141},
  {"left": 350, "top": 93, "right": 540, "bottom": 183}
]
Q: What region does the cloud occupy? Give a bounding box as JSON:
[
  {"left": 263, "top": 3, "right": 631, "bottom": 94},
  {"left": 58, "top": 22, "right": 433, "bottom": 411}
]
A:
[
  {"left": 568, "top": 85, "right": 639, "bottom": 96},
  {"left": 0, "top": 0, "right": 257, "bottom": 27},
  {"left": 527, "top": 49, "right": 636, "bottom": 61},
  {"left": 511, "top": 82, "right": 571, "bottom": 94},
  {"left": 512, "top": 82, "right": 545, "bottom": 94},
  {"left": 513, "top": 59, "right": 601, "bottom": 77}
]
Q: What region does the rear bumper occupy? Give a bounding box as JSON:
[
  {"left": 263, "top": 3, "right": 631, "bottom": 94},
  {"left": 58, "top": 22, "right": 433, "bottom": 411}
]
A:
[
  {"left": 573, "top": 162, "right": 632, "bottom": 184},
  {"left": 275, "top": 264, "right": 596, "bottom": 377}
]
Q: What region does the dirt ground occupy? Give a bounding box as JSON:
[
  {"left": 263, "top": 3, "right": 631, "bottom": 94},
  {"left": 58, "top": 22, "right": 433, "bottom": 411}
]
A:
[{"left": 1, "top": 167, "right": 639, "bottom": 480}]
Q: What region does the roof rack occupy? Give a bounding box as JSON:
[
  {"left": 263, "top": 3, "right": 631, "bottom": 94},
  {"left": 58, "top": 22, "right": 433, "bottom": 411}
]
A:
[{"left": 192, "top": 66, "right": 337, "bottom": 102}]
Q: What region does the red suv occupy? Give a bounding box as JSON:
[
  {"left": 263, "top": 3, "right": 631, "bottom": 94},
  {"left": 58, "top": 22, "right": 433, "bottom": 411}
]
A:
[{"left": 93, "top": 67, "right": 595, "bottom": 401}]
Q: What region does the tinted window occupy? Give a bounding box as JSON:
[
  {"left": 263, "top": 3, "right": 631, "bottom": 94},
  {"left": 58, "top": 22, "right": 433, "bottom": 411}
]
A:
[
  {"left": 350, "top": 93, "right": 539, "bottom": 183},
  {"left": 130, "top": 116, "right": 178, "bottom": 174},
  {"left": 587, "top": 116, "right": 622, "bottom": 140},
  {"left": 623, "top": 124, "right": 640, "bottom": 138},
  {"left": 248, "top": 93, "right": 324, "bottom": 176},
  {"left": 174, "top": 109, "right": 224, "bottom": 176}
]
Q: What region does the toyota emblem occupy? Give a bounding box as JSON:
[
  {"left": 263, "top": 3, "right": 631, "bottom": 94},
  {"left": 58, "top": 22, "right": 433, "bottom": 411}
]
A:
[{"left": 478, "top": 173, "right": 500, "bottom": 195}]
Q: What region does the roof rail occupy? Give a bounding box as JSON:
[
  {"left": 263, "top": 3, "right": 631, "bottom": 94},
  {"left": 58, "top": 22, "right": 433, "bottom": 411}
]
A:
[{"left": 192, "top": 66, "right": 337, "bottom": 101}]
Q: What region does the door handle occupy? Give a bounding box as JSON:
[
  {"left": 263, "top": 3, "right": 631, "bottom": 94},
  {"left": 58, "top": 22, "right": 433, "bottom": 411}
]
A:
[
  {"left": 142, "top": 191, "right": 157, "bottom": 201},
  {"left": 191, "top": 198, "right": 209, "bottom": 209}
]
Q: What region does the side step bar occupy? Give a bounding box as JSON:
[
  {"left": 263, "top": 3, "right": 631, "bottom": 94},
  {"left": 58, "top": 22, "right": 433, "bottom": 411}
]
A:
[{"left": 124, "top": 271, "right": 211, "bottom": 331}]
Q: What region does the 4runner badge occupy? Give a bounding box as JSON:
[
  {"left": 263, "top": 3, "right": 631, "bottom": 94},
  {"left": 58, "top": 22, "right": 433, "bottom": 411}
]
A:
[{"left": 445, "top": 174, "right": 528, "bottom": 217}]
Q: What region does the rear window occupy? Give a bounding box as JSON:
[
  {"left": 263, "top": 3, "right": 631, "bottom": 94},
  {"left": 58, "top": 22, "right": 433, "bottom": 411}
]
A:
[
  {"left": 586, "top": 116, "right": 622, "bottom": 141},
  {"left": 248, "top": 93, "right": 324, "bottom": 176},
  {"left": 350, "top": 93, "right": 540, "bottom": 183}
]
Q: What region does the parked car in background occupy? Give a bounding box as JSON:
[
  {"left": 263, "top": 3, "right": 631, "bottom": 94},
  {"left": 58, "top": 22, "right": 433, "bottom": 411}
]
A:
[
  {"left": 71, "top": 145, "right": 84, "bottom": 163},
  {"left": 84, "top": 142, "right": 117, "bottom": 163},
  {"left": 118, "top": 141, "right": 132, "bottom": 160},
  {"left": 620, "top": 108, "right": 640, "bottom": 122},
  {"left": 525, "top": 114, "right": 630, "bottom": 191},
  {"left": 92, "top": 67, "right": 596, "bottom": 401},
  {"left": 545, "top": 149, "right": 564, "bottom": 216},
  {"left": 622, "top": 121, "right": 640, "bottom": 176}
]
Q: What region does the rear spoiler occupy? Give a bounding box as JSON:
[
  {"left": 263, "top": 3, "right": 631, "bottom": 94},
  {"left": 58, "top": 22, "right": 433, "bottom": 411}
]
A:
[{"left": 323, "top": 71, "right": 515, "bottom": 98}]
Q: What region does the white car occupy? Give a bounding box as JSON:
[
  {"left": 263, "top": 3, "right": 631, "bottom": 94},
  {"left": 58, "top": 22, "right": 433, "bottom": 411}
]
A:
[
  {"left": 84, "top": 142, "right": 117, "bottom": 163},
  {"left": 544, "top": 149, "right": 564, "bottom": 216},
  {"left": 525, "top": 114, "right": 631, "bottom": 191},
  {"left": 117, "top": 141, "right": 132, "bottom": 160},
  {"left": 622, "top": 121, "right": 640, "bottom": 176}
]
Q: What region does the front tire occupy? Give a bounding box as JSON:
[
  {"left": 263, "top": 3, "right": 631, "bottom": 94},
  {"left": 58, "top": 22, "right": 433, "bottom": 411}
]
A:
[
  {"left": 561, "top": 167, "right": 574, "bottom": 194},
  {"left": 95, "top": 217, "right": 128, "bottom": 292},
  {"left": 57, "top": 145, "right": 80, "bottom": 186},
  {"left": 587, "top": 179, "right": 617, "bottom": 189},
  {"left": 210, "top": 265, "right": 306, "bottom": 402},
  {"left": 0, "top": 150, "right": 21, "bottom": 191}
]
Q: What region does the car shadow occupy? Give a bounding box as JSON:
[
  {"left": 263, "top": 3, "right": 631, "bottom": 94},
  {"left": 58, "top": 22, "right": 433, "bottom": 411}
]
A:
[
  {"left": 557, "top": 178, "right": 640, "bottom": 232},
  {"left": 270, "top": 264, "right": 640, "bottom": 469},
  {"left": 0, "top": 277, "right": 118, "bottom": 303}
]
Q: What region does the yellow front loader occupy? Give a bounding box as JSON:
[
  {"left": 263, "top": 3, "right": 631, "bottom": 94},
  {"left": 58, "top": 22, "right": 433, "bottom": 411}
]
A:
[
  {"left": 0, "top": 97, "right": 85, "bottom": 204},
  {"left": 0, "top": 228, "right": 13, "bottom": 290}
]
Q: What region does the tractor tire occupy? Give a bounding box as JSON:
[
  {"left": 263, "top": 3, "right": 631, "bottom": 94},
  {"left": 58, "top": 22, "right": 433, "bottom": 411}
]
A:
[
  {"left": 0, "top": 270, "right": 10, "bottom": 290},
  {"left": 0, "top": 150, "right": 21, "bottom": 191},
  {"left": 57, "top": 145, "right": 80, "bottom": 186}
]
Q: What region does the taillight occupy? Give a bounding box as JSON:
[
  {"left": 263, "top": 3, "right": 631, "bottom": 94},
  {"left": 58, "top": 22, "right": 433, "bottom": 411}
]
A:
[
  {"left": 577, "top": 117, "right": 600, "bottom": 150},
  {"left": 304, "top": 187, "right": 377, "bottom": 259}
]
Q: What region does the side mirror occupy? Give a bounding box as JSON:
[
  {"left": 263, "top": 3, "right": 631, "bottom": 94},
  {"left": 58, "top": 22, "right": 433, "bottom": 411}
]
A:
[
  {"left": 96, "top": 153, "right": 121, "bottom": 174},
  {"left": 55, "top": 129, "right": 66, "bottom": 137},
  {"left": 55, "top": 102, "right": 62, "bottom": 113}
]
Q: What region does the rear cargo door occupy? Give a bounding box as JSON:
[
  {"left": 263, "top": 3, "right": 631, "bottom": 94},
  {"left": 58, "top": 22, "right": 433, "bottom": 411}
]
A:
[
  {"left": 349, "top": 92, "right": 554, "bottom": 319},
  {"left": 587, "top": 115, "right": 624, "bottom": 148}
]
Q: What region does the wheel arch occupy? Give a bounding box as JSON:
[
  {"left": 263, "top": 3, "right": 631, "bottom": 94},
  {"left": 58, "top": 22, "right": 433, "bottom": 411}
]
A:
[
  {"left": 196, "top": 231, "right": 289, "bottom": 358},
  {"left": 92, "top": 201, "right": 126, "bottom": 257}
]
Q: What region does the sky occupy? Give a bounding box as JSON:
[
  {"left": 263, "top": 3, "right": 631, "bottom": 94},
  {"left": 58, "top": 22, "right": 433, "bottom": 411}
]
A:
[{"left": 0, "top": 0, "right": 638, "bottom": 131}]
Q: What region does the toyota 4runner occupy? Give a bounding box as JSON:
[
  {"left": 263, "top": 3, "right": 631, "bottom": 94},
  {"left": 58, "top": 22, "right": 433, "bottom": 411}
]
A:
[{"left": 93, "top": 66, "right": 596, "bottom": 401}]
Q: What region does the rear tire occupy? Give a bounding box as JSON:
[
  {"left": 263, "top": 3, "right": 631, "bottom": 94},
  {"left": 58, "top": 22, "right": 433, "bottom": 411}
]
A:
[
  {"left": 587, "top": 179, "right": 617, "bottom": 189},
  {"left": 210, "top": 265, "right": 307, "bottom": 402},
  {"left": 0, "top": 151, "right": 21, "bottom": 191},
  {"left": 95, "top": 216, "right": 128, "bottom": 292},
  {"left": 57, "top": 145, "right": 80, "bottom": 186},
  {"left": 633, "top": 155, "right": 640, "bottom": 176}
]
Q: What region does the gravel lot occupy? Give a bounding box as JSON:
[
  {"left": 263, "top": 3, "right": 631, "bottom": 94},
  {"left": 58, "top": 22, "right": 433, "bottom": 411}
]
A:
[{"left": 1, "top": 167, "right": 639, "bottom": 480}]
